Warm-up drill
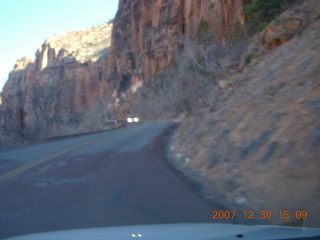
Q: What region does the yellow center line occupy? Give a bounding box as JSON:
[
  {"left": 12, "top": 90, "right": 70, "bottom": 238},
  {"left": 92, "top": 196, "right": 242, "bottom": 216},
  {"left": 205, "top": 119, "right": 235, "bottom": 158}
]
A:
[{"left": 0, "top": 128, "right": 128, "bottom": 185}]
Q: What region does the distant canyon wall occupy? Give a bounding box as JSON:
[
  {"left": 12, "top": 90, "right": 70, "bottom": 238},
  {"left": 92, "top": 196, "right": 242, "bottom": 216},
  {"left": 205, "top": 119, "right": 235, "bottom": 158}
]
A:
[{"left": 0, "top": 24, "right": 113, "bottom": 143}]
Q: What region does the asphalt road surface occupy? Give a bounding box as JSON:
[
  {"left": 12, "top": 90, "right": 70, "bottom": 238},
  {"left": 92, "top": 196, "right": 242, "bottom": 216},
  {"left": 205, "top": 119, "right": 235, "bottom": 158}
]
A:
[{"left": 0, "top": 122, "right": 226, "bottom": 239}]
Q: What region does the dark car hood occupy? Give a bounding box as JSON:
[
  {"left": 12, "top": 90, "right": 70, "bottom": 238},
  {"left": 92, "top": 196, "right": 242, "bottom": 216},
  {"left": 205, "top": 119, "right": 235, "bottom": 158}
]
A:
[{"left": 5, "top": 223, "right": 320, "bottom": 240}]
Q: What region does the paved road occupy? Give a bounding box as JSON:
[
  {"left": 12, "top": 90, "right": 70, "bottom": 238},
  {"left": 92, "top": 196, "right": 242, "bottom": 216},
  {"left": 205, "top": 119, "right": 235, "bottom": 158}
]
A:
[{"left": 0, "top": 122, "right": 226, "bottom": 239}]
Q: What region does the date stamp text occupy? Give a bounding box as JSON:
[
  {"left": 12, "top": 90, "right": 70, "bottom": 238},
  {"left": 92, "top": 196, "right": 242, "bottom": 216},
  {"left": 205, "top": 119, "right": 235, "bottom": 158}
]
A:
[{"left": 211, "top": 210, "right": 308, "bottom": 220}]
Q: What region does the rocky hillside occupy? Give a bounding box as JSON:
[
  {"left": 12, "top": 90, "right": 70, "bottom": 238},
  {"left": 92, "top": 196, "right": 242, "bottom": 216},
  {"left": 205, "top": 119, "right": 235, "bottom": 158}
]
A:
[
  {"left": 167, "top": 0, "right": 320, "bottom": 227},
  {"left": 0, "top": 22, "right": 113, "bottom": 144}
]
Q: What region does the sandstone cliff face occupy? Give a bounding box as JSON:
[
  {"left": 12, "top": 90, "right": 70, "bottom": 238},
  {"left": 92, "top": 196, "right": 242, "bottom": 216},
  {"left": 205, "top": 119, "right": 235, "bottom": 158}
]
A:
[
  {"left": 107, "top": 0, "right": 248, "bottom": 101},
  {"left": 0, "top": 23, "right": 113, "bottom": 144}
]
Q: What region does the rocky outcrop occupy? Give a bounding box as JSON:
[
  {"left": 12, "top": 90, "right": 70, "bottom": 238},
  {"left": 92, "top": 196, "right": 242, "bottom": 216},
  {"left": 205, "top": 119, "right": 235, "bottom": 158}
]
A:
[
  {"left": 13, "top": 57, "right": 35, "bottom": 71},
  {"left": 35, "top": 22, "right": 112, "bottom": 71},
  {"left": 107, "top": 0, "right": 249, "bottom": 99},
  {"left": 0, "top": 23, "right": 113, "bottom": 144},
  {"left": 243, "top": 0, "right": 320, "bottom": 65}
]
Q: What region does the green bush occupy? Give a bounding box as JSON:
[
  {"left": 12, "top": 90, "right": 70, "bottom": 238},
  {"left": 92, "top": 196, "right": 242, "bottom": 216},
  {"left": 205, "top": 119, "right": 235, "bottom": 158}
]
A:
[
  {"left": 241, "top": 44, "right": 259, "bottom": 64},
  {"left": 233, "top": 20, "right": 246, "bottom": 43},
  {"left": 245, "top": 0, "right": 294, "bottom": 33},
  {"left": 197, "top": 19, "right": 214, "bottom": 44}
]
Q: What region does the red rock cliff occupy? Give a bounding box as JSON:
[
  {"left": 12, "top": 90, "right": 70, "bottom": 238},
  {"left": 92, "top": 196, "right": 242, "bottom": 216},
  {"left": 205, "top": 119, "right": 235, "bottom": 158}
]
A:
[
  {"left": 0, "top": 23, "right": 113, "bottom": 143},
  {"left": 107, "top": 0, "right": 249, "bottom": 98}
]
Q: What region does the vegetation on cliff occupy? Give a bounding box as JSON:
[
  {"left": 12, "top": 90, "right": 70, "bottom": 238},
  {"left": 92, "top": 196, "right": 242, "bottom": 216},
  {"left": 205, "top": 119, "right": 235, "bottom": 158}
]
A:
[
  {"left": 246, "top": 0, "right": 296, "bottom": 32},
  {"left": 132, "top": 40, "right": 246, "bottom": 120}
]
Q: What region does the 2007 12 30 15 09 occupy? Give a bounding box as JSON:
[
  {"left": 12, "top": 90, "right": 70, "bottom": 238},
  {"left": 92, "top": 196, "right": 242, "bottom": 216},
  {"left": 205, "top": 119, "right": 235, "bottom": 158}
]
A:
[{"left": 211, "top": 210, "right": 308, "bottom": 220}]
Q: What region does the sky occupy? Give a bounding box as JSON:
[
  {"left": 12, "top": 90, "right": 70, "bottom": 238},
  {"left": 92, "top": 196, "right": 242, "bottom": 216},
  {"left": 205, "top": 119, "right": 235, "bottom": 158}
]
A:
[{"left": 0, "top": 0, "right": 119, "bottom": 91}]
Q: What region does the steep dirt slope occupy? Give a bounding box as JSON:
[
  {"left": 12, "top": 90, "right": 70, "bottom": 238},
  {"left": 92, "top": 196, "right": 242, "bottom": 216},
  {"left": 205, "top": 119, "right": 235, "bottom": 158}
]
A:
[{"left": 169, "top": 1, "right": 320, "bottom": 227}]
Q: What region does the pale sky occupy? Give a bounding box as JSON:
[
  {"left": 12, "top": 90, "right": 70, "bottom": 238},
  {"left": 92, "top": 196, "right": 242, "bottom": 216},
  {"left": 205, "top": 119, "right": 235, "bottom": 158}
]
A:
[{"left": 0, "top": 0, "right": 119, "bottom": 91}]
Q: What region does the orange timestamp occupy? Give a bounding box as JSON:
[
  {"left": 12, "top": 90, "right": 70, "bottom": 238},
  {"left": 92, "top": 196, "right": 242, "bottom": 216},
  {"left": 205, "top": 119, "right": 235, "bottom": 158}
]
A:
[{"left": 211, "top": 210, "right": 308, "bottom": 220}]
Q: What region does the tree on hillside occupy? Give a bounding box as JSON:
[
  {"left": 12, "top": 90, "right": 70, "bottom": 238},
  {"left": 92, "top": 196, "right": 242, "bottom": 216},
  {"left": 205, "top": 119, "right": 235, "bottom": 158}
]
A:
[
  {"left": 26, "top": 77, "right": 65, "bottom": 139},
  {"left": 26, "top": 77, "right": 110, "bottom": 139},
  {"left": 0, "top": 92, "right": 25, "bottom": 144},
  {"left": 133, "top": 38, "right": 247, "bottom": 119},
  {"left": 246, "top": 0, "right": 295, "bottom": 32},
  {"left": 0, "top": 78, "right": 62, "bottom": 143}
]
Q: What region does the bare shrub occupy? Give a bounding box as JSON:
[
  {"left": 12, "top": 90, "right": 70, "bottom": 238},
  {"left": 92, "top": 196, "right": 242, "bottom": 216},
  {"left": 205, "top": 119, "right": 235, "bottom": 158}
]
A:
[
  {"left": 133, "top": 38, "right": 248, "bottom": 120},
  {"left": 1, "top": 76, "right": 110, "bottom": 146},
  {"left": 0, "top": 92, "right": 24, "bottom": 145}
]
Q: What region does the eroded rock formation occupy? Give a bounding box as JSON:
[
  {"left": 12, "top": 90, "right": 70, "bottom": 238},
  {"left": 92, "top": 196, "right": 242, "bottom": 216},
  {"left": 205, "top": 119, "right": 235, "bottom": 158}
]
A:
[{"left": 0, "top": 23, "right": 113, "bottom": 143}]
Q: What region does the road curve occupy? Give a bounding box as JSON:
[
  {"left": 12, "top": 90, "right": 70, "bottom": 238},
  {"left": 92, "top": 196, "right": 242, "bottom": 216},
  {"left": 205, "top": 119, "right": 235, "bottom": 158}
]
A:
[{"left": 0, "top": 122, "right": 226, "bottom": 239}]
